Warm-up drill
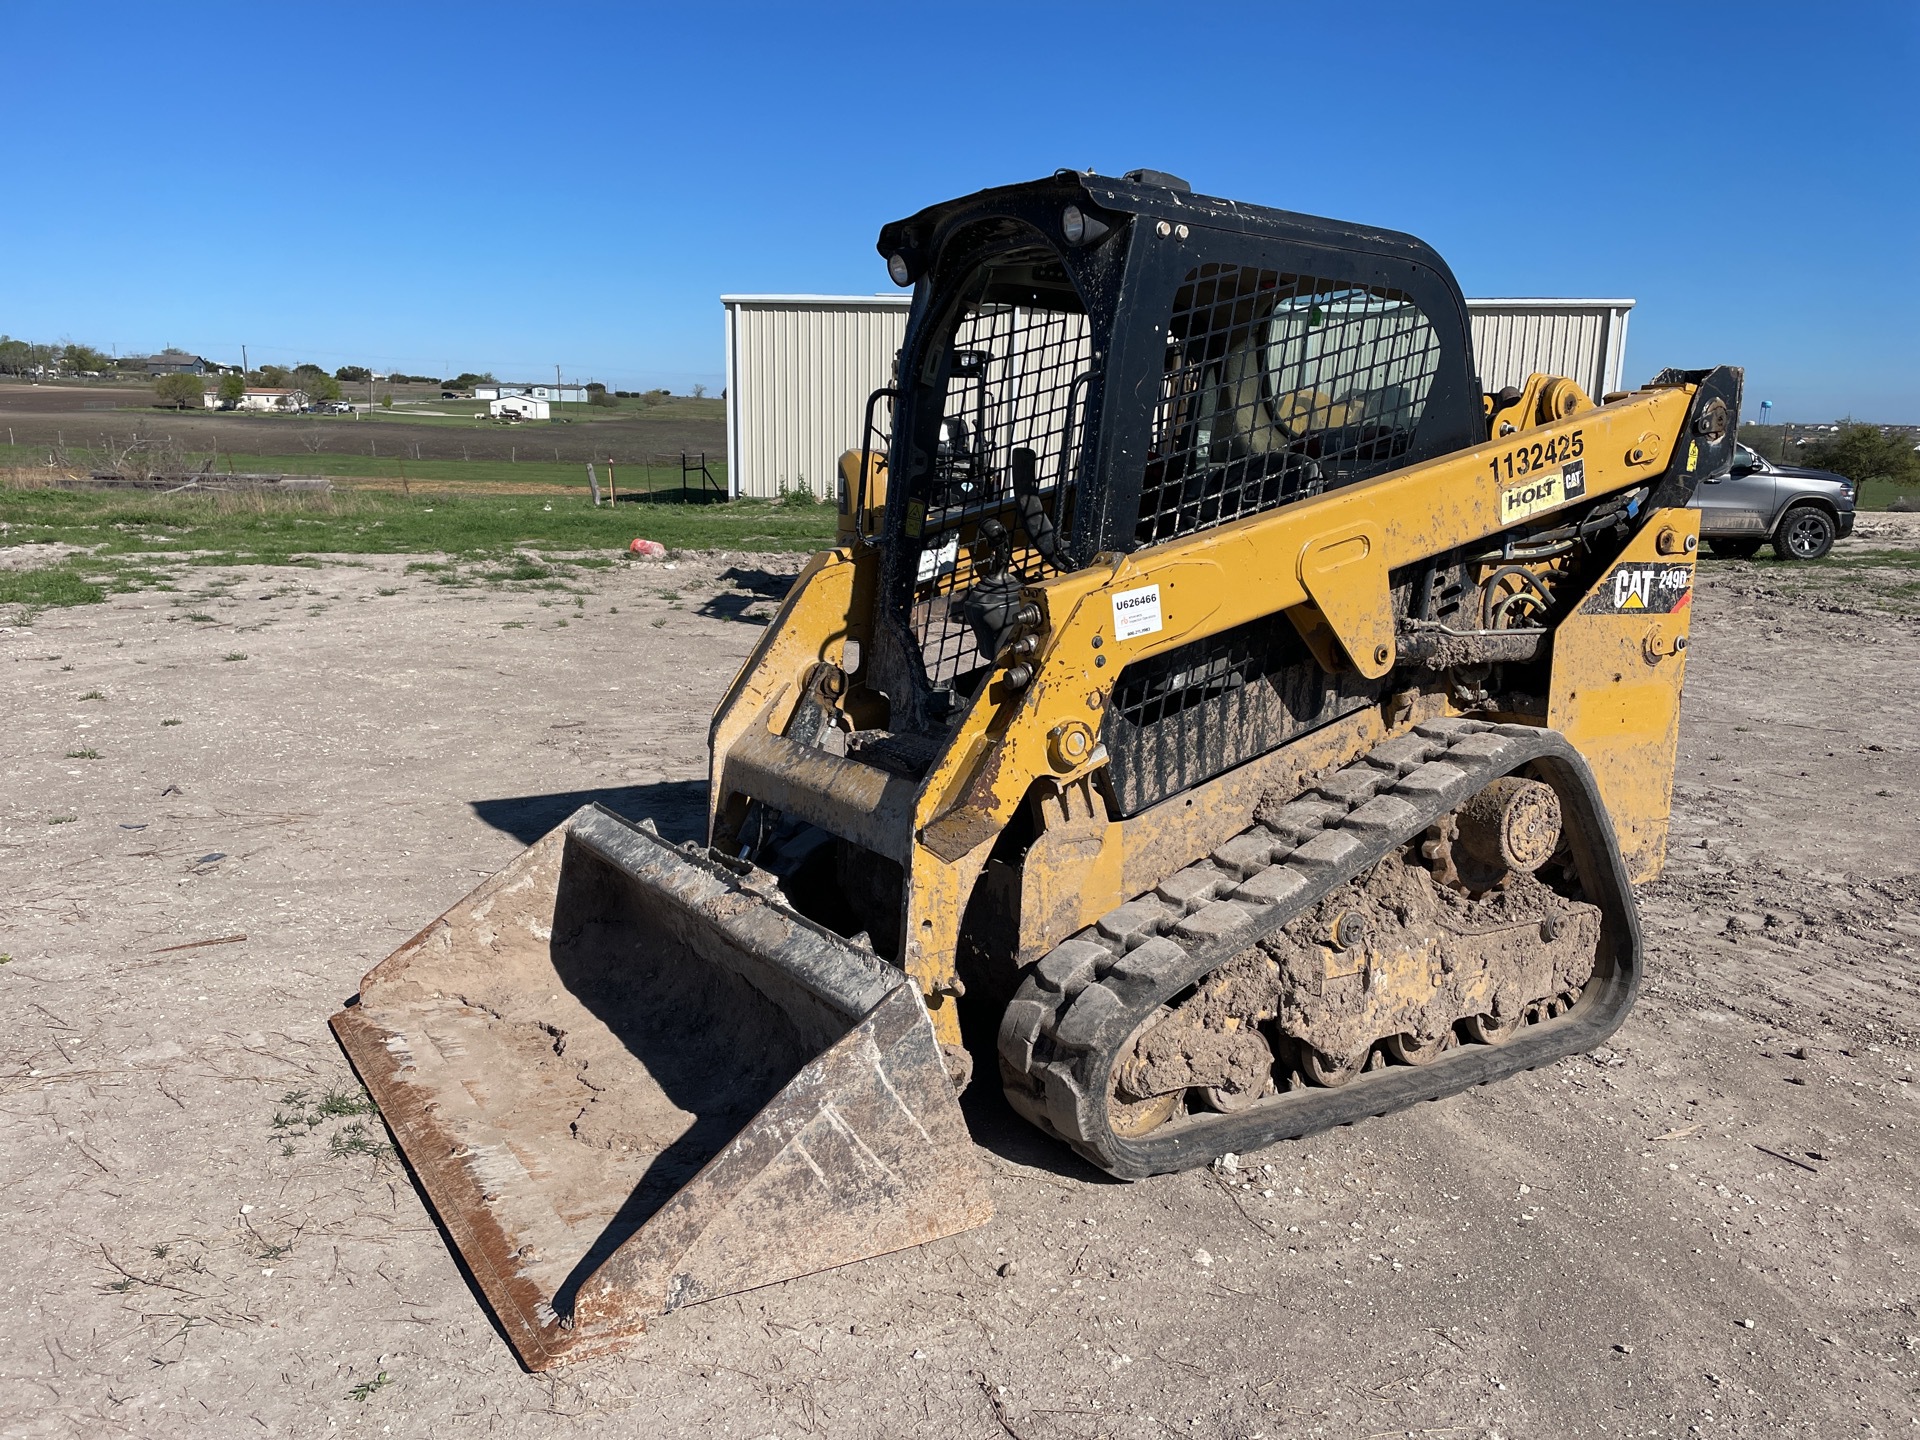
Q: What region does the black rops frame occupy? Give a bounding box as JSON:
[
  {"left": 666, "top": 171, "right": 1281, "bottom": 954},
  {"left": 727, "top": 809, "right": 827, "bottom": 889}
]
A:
[
  {"left": 873, "top": 173, "right": 1132, "bottom": 608},
  {"left": 874, "top": 171, "right": 1484, "bottom": 578}
]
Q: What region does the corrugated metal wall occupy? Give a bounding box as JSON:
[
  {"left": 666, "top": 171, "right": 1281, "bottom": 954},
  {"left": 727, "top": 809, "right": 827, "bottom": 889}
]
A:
[
  {"left": 1467, "top": 301, "right": 1633, "bottom": 401},
  {"left": 724, "top": 296, "right": 1633, "bottom": 500},
  {"left": 724, "top": 296, "right": 910, "bottom": 500}
]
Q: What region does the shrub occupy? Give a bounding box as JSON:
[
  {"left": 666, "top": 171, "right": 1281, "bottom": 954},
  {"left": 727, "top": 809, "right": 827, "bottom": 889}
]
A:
[{"left": 153, "top": 373, "right": 203, "bottom": 409}]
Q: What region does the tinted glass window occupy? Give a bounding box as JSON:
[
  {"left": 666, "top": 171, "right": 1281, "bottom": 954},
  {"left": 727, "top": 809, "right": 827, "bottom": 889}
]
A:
[{"left": 1137, "top": 264, "right": 1442, "bottom": 545}]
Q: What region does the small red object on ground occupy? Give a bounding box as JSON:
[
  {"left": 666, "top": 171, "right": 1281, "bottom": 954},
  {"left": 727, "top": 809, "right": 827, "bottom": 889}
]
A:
[{"left": 628, "top": 538, "right": 667, "bottom": 558}]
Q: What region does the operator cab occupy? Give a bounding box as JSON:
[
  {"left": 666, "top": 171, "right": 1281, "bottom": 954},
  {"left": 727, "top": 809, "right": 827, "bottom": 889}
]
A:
[{"left": 862, "top": 170, "right": 1481, "bottom": 728}]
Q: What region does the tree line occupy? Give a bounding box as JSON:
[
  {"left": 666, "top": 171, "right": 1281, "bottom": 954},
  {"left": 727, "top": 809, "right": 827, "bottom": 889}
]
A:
[
  {"left": 2, "top": 336, "right": 128, "bottom": 377},
  {"left": 1739, "top": 422, "right": 1920, "bottom": 489}
]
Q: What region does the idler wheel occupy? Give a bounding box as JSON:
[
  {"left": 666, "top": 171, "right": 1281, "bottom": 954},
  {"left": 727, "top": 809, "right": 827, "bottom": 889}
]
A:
[{"left": 1454, "top": 777, "right": 1563, "bottom": 880}]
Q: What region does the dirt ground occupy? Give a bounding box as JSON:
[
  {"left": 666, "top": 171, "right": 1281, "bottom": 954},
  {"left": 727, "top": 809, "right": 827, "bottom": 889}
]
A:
[
  {"left": 3, "top": 522, "right": 1918, "bottom": 1439},
  {"left": 0, "top": 381, "right": 727, "bottom": 468}
]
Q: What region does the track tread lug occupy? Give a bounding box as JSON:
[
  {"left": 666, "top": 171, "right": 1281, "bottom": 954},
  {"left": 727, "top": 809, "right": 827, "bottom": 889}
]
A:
[
  {"left": 1210, "top": 831, "right": 1279, "bottom": 878},
  {"left": 1365, "top": 734, "right": 1442, "bottom": 772},
  {"left": 1053, "top": 983, "right": 1128, "bottom": 1052},
  {"left": 1288, "top": 827, "right": 1369, "bottom": 872},
  {"left": 1342, "top": 793, "right": 1423, "bottom": 835},
  {"left": 1033, "top": 938, "right": 1109, "bottom": 995},
  {"left": 1395, "top": 760, "right": 1472, "bottom": 799},
  {"left": 1447, "top": 732, "right": 1518, "bottom": 763},
  {"left": 1173, "top": 899, "right": 1258, "bottom": 945},
  {"left": 998, "top": 997, "right": 1054, "bottom": 1072},
  {"left": 1232, "top": 865, "right": 1310, "bottom": 908},
  {"left": 1156, "top": 863, "right": 1228, "bottom": 912},
  {"left": 1096, "top": 898, "right": 1178, "bottom": 950},
  {"left": 1102, "top": 937, "right": 1190, "bottom": 1005},
  {"left": 1264, "top": 798, "right": 1344, "bottom": 845},
  {"left": 1314, "top": 769, "right": 1386, "bottom": 807}
]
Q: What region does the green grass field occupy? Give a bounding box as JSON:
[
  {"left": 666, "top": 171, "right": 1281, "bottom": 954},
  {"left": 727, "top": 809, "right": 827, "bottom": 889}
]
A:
[
  {"left": 0, "top": 477, "right": 837, "bottom": 618},
  {"left": 1859, "top": 479, "right": 1914, "bottom": 512}
]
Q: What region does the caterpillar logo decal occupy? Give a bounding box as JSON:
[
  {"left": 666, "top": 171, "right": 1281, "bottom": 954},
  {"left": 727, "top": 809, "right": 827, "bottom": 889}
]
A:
[
  {"left": 1582, "top": 561, "right": 1694, "bottom": 614},
  {"left": 1499, "top": 460, "right": 1587, "bottom": 525}
]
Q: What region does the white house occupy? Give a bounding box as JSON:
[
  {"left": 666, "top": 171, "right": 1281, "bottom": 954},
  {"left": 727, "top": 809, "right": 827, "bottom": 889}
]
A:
[
  {"left": 490, "top": 395, "right": 550, "bottom": 421},
  {"left": 474, "top": 382, "right": 588, "bottom": 404},
  {"left": 207, "top": 387, "right": 309, "bottom": 413}
]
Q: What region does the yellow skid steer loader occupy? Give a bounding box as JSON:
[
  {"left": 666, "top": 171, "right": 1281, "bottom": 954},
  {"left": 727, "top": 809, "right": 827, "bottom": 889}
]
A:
[{"left": 333, "top": 169, "right": 1739, "bottom": 1368}]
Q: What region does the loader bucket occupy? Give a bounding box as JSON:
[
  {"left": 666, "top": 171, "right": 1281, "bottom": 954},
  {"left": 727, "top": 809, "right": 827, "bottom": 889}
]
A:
[{"left": 330, "top": 804, "right": 992, "bottom": 1370}]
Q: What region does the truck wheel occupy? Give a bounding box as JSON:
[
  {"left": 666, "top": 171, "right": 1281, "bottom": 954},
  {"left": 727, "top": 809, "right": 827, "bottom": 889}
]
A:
[
  {"left": 1773, "top": 505, "right": 1836, "bottom": 561},
  {"left": 1707, "top": 538, "right": 1762, "bottom": 559}
]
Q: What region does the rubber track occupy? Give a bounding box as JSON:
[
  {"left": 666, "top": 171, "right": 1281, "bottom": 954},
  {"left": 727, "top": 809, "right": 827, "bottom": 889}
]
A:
[{"left": 996, "top": 719, "right": 1644, "bottom": 1179}]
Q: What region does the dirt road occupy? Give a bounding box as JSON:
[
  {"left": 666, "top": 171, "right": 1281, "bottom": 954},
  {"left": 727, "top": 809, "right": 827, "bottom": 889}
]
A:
[{"left": 2, "top": 532, "right": 1917, "bottom": 1438}]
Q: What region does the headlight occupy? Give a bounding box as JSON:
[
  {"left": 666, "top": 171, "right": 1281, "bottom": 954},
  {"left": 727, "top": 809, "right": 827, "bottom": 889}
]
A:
[
  {"left": 886, "top": 253, "right": 914, "bottom": 287},
  {"left": 1060, "top": 204, "right": 1109, "bottom": 246}
]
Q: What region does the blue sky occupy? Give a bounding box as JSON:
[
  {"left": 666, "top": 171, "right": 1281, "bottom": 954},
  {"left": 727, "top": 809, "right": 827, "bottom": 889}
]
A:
[{"left": 6, "top": 3, "right": 1916, "bottom": 420}]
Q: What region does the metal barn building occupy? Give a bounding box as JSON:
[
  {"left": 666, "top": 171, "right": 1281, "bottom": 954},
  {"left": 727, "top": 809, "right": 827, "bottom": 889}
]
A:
[{"left": 722, "top": 294, "right": 1633, "bottom": 501}]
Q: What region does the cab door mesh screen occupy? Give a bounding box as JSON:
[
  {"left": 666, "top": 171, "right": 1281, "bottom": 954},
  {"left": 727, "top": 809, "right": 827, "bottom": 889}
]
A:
[
  {"left": 906, "top": 299, "right": 1092, "bottom": 689},
  {"left": 1136, "top": 264, "right": 1441, "bottom": 546}
]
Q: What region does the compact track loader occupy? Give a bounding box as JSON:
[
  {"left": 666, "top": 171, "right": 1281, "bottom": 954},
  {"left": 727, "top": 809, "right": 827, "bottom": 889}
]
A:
[{"left": 333, "top": 170, "right": 1739, "bottom": 1367}]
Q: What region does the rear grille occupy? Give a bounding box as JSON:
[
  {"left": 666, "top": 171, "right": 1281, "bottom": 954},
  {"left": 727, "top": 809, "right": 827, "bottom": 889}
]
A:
[{"left": 1102, "top": 611, "right": 1383, "bottom": 816}]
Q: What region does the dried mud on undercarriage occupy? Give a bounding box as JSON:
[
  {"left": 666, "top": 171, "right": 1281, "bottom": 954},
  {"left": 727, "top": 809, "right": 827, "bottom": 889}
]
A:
[{"left": 2, "top": 529, "right": 1918, "bottom": 1437}]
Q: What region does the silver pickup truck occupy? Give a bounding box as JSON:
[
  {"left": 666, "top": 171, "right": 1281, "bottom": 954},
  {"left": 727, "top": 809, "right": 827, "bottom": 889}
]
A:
[{"left": 1692, "top": 443, "right": 1857, "bottom": 560}]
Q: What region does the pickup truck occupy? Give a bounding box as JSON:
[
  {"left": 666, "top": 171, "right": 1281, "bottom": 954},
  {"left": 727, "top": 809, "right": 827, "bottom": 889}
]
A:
[{"left": 1692, "top": 443, "right": 1856, "bottom": 560}]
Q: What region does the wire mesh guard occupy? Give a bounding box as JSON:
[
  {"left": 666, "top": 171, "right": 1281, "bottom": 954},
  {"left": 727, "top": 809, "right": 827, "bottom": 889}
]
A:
[
  {"left": 903, "top": 256, "right": 1092, "bottom": 693},
  {"left": 1137, "top": 264, "right": 1442, "bottom": 545}
]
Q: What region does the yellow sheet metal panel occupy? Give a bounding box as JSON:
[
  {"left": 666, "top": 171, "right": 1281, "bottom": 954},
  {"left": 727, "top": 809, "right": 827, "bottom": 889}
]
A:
[{"left": 1546, "top": 506, "right": 1700, "bottom": 882}]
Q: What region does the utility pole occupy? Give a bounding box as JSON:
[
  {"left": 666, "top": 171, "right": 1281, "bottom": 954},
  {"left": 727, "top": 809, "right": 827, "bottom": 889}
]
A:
[
  {"left": 242, "top": 344, "right": 248, "bottom": 378},
  {"left": 556, "top": 363, "right": 563, "bottom": 421}
]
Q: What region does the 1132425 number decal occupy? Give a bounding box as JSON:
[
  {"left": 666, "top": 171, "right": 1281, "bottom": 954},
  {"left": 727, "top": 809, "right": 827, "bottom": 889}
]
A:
[{"left": 1488, "top": 429, "right": 1584, "bottom": 482}]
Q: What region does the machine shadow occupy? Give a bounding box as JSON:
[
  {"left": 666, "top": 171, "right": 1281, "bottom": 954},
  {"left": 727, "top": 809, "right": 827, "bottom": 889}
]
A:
[
  {"left": 956, "top": 1075, "right": 1120, "bottom": 1184},
  {"left": 696, "top": 567, "right": 795, "bottom": 626},
  {"left": 468, "top": 780, "right": 708, "bottom": 847}
]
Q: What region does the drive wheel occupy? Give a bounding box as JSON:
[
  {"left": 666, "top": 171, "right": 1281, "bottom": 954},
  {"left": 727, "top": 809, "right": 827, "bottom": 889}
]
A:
[
  {"left": 1774, "top": 505, "right": 1835, "bottom": 561},
  {"left": 1707, "top": 537, "right": 1762, "bottom": 559}
]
